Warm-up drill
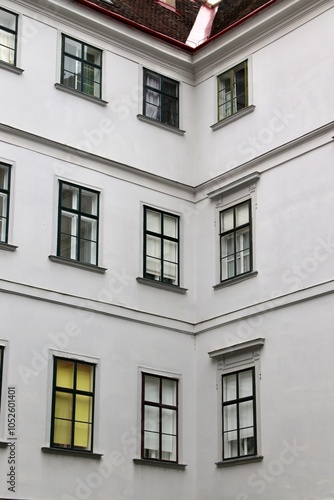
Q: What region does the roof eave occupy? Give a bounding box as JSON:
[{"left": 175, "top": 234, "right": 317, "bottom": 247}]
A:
[
  {"left": 193, "top": 0, "right": 279, "bottom": 51},
  {"left": 73, "top": 0, "right": 195, "bottom": 52},
  {"left": 73, "top": 0, "right": 279, "bottom": 52}
]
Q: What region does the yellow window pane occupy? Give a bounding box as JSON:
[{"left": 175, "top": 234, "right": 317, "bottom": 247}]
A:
[
  {"left": 74, "top": 421, "right": 92, "bottom": 449},
  {"left": 55, "top": 392, "right": 73, "bottom": 419},
  {"left": 75, "top": 394, "right": 92, "bottom": 423},
  {"left": 77, "top": 363, "right": 94, "bottom": 391},
  {"left": 56, "top": 360, "right": 74, "bottom": 388},
  {"left": 54, "top": 418, "right": 71, "bottom": 447}
]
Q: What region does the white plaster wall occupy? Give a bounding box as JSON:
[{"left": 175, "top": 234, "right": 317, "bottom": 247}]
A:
[
  {"left": 194, "top": 144, "right": 334, "bottom": 323},
  {"left": 0, "top": 0, "right": 333, "bottom": 499},
  {"left": 193, "top": 6, "right": 334, "bottom": 185},
  {"left": 0, "top": 293, "right": 196, "bottom": 499},
  {"left": 0, "top": 2, "right": 197, "bottom": 185},
  {"left": 0, "top": 140, "right": 197, "bottom": 323}
]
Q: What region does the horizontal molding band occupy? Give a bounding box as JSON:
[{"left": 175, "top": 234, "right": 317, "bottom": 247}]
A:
[
  {"left": 0, "top": 121, "right": 332, "bottom": 204},
  {"left": 0, "top": 277, "right": 333, "bottom": 336},
  {"left": 0, "top": 122, "right": 195, "bottom": 202}
]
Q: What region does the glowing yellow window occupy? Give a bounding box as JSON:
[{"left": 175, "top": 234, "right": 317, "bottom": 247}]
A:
[{"left": 51, "top": 358, "right": 95, "bottom": 452}]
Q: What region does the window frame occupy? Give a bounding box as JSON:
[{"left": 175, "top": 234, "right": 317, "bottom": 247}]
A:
[
  {"left": 0, "top": 162, "right": 11, "bottom": 244},
  {"left": 0, "top": 346, "right": 3, "bottom": 413},
  {"left": 61, "top": 34, "right": 103, "bottom": 99},
  {"left": 217, "top": 60, "right": 248, "bottom": 121},
  {"left": 0, "top": 7, "right": 18, "bottom": 66},
  {"left": 57, "top": 180, "right": 100, "bottom": 266},
  {"left": 222, "top": 367, "right": 257, "bottom": 461},
  {"left": 143, "top": 205, "right": 180, "bottom": 286},
  {"left": 219, "top": 199, "right": 252, "bottom": 283},
  {"left": 209, "top": 338, "right": 264, "bottom": 467},
  {"left": 50, "top": 356, "right": 96, "bottom": 453},
  {"left": 141, "top": 372, "right": 179, "bottom": 463},
  {"left": 143, "top": 69, "right": 180, "bottom": 128}
]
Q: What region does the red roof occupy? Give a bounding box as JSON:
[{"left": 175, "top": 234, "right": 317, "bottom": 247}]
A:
[{"left": 74, "top": 0, "right": 278, "bottom": 48}]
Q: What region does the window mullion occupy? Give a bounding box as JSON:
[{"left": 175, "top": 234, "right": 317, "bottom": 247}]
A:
[
  {"left": 71, "top": 362, "right": 77, "bottom": 449},
  {"left": 159, "top": 378, "right": 163, "bottom": 460},
  {"left": 79, "top": 42, "right": 84, "bottom": 93},
  {"left": 77, "top": 188, "right": 82, "bottom": 261},
  {"left": 232, "top": 69, "right": 236, "bottom": 114},
  {"left": 233, "top": 207, "right": 237, "bottom": 278},
  {"left": 252, "top": 368, "right": 257, "bottom": 455},
  {"left": 160, "top": 216, "right": 164, "bottom": 282},
  {"left": 0, "top": 347, "right": 3, "bottom": 411}
]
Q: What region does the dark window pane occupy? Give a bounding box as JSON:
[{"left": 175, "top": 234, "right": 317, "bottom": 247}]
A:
[
  {"left": 144, "top": 70, "right": 179, "bottom": 127},
  {"left": 222, "top": 368, "right": 256, "bottom": 461},
  {"left": 142, "top": 373, "right": 178, "bottom": 462},
  {"left": 62, "top": 36, "right": 102, "bottom": 98},
  {"left": 58, "top": 182, "right": 99, "bottom": 264},
  {"left": 220, "top": 201, "right": 251, "bottom": 281}
]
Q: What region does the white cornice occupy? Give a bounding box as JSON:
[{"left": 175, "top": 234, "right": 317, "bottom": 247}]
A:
[
  {"left": 11, "top": 0, "right": 194, "bottom": 79},
  {"left": 208, "top": 338, "right": 265, "bottom": 359},
  {"left": 0, "top": 123, "right": 195, "bottom": 202},
  {"left": 1, "top": 277, "right": 333, "bottom": 337},
  {"left": 1, "top": 121, "right": 333, "bottom": 203},
  {"left": 10, "top": 0, "right": 332, "bottom": 82},
  {"left": 195, "top": 121, "right": 334, "bottom": 202},
  {"left": 192, "top": 0, "right": 332, "bottom": 81}
]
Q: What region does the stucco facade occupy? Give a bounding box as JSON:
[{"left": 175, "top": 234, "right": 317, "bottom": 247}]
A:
[{"left": 0, "top": 0, "right": 333, "bottom": 499}]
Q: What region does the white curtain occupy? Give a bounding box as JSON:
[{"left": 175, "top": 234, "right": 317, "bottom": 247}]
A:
[
  {"left": 145, "top": 75, "right": 160, "bottom": 120},
  {"left": 0, "top": 33, "right": 14, "bottom": 64}
]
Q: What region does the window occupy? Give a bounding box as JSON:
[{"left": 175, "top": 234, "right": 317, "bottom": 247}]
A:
[
  {"left": 50, "top": 357, "right": 95, "bottom": 452},
  {"left": 158, "top": 0, "right": 176, "bottom": 7},
  {"left": 220, "top": 200, "right": 252, "bottom": 282},
  {"left": 0, "top": 8, "right": 18, "bottom": 66},
  {"left": 218, "top": 61, "right": 247, "bottom": 120},
  {"left": 209, "top": 337, "right": 264, "bottom": 466},
  {"left": 61, "top": 35, "right": 102, "bottom": 98},
  {"left": 0, "top": 163, "right": 11, "bottom": 243},
  {"left": 57, "top": 181, "right": 99, "bottom": 265},
  {"left": 222, "top": 368, "right": 256, "bottom": 460},
  {"left": 0, "top": 347, "right": 3, "bottom": 411},
  {"left": 143, "top": 206, "right": 179, "bottom": 286},
  {"left": 143, "top": 69, "right": 179, "bottom": 128},
  {"left": 141, "top": 373, "right": 178, "bottom": 462}
]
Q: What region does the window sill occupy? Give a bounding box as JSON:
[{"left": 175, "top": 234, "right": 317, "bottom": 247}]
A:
[
  {"left": 54, "top": 83, "right": 108, "bottom": 106},
  {"left": 216, "top": 455, "right": 263, "bottom": 468},
  {"left": 0, "top": 440, "right": 8, "bottom": 448},
  {"left": 0, "top": 242, "right": 18, "bottom": 252},
  {"left": 213, "top": 271, "right": 258, "bottom": 290},
  {"left": 0, "top": 60, "right": 24, "bottom": 74},
  {"left": 136, "top": 277, "right": 187, "bottom": 294},
  {"left": 211, "top": 105, "right": 255, "bottom": 131},
  {"left": 137, "top": 114, "right": 185, "bottom": 136},
  {"left": 49, "top": 255, "right": 107, "bottom": 274},
  {"left": 41, "top": 446, "right": 103, "bottom": 459},
  {"left": 133, "top": 458, "right": 187, "bottom": 470}
]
